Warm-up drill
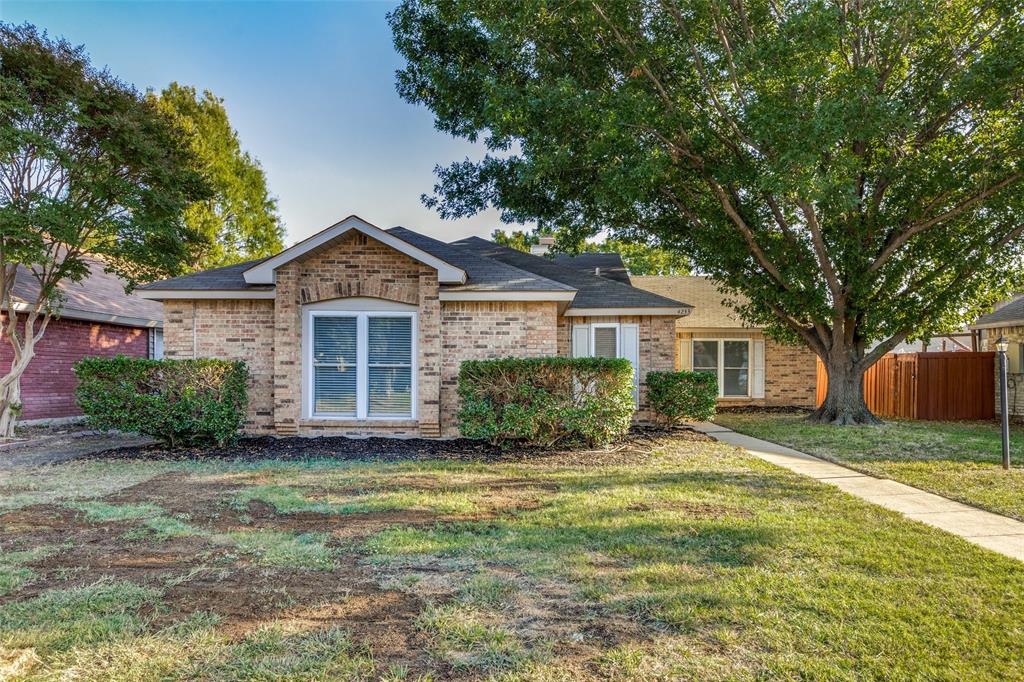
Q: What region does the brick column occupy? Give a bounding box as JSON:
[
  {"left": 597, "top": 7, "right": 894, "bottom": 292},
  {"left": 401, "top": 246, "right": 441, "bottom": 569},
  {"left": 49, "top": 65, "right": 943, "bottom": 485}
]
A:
[
  {"left": 418, "top": 268, "right": 441, "bottom": 437},
  {"left": 274, "top": 264, "right": 301, "bottom": 434}
]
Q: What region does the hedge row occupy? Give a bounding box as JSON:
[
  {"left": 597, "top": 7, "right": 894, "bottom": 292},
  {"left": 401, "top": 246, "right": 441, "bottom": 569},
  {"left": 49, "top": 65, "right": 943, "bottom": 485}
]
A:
[
  {"left": 74, "top": 356, "right": 248, "bottom": 448},
  {"left": 458, "top": 356, "right": 635, "bottom": 447},
  {"left": 645, "top": 370, "right": 718, "bottom": 423}
]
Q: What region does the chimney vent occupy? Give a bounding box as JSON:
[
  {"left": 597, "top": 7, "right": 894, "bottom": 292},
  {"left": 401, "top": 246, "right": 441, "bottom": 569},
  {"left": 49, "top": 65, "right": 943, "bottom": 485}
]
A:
[{"left": 529, "top": 235, "right": 556, "bottom": 256}]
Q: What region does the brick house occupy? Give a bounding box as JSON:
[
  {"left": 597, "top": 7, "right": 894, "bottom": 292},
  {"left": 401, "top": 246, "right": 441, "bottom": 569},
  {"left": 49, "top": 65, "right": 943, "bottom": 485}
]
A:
[
  {"left": 138, "top": 215, "right": 692, "bottom": 438},
  {"left": 632, "top": 276, "right": 817, "bottom": 408},
  {"left": 3, "top": 257, "right": 163, "bottom": 422}
]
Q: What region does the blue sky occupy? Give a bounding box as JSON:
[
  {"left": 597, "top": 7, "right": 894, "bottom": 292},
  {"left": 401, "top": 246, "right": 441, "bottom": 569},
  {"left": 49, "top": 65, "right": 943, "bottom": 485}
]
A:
[{"left": 1, "top": 1, "right": 518, "bottom": 245}]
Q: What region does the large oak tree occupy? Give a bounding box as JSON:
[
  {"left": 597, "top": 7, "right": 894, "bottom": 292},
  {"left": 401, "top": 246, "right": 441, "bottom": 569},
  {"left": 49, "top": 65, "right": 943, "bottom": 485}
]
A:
[
  {"left": 0, "top": 24, "right": 207, "bottom": 435},
  {"left": 390, "top": 0, "right": 1024, "bottom": 424}
]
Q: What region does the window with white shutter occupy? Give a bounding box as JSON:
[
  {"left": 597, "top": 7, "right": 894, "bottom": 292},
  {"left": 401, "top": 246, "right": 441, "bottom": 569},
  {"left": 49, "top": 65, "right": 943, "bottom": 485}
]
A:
[{"left": 306, "top": 307, "right": 416, "bottom": 419}]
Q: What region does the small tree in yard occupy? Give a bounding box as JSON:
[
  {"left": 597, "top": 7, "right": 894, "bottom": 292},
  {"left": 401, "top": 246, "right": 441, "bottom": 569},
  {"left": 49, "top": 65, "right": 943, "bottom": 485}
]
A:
[
  {"left": 0, "top": 24, "right": 207, "bottom": 436},
  {"left": 390, "top": 0, "right": 1024, "bottom": 424}
]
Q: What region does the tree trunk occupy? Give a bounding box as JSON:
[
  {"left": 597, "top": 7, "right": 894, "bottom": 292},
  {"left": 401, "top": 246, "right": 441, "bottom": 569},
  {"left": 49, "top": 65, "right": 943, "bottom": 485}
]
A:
[
  {"left": 808, "top": 351, "right": 882, "bottom": 426},
  {"left": 0, "top": 376, "right": 22, "bottom": 438}
]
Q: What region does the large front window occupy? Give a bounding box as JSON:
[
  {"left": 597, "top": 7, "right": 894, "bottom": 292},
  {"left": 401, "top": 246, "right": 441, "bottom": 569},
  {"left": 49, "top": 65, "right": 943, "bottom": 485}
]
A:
[
  {"left": 308, "top": 310, "right": 415, "bottom": 419},
  {"left": 693, "top": 339, "right": 750, "bottom": 397}
]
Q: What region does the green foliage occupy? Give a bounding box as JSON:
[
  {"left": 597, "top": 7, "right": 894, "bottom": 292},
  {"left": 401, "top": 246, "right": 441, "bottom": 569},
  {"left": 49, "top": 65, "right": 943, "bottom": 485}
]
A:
[
  {"left": 391, "top": 1, "right": 1024, "bottom": 420},
  {"left": 0, "top": 23, "right": 207, "bottom": 292},
  {"left": 492, "top": 227, "right": 689, "bottom": 276},
  {"left": 457, "top": 356, "right": 635, "bottom": 447},
  {"left": 646, "top": 371, "right": 718, "bottom": 424},
  {"left": 149, "top": 82, "right": 285, "bottom": 270},
  {"left": 73, "top": 356, "right": 248, "bottom": 448}
]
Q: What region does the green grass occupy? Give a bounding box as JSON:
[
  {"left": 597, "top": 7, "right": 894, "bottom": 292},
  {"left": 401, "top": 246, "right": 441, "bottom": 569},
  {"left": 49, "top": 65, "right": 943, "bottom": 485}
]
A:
[
  {"left": 0, "top": 545, "right": 62, "bottom": 596},
  {"left": 219, "top": 529, "right": 339, "bottom": 570},
  {"left": 715, "top": 412, "right": 1024, "bottom": 520},
  {"left": 232, "top": 482, "right": 481, "bottom": 515},
  {"left": 3, "top": 438, "right": 1024, "bottom": 679}
]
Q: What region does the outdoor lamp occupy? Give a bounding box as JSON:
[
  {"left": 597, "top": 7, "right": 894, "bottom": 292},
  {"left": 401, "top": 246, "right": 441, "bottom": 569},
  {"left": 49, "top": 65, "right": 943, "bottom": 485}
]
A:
[{"left": 996, "top": 336, "right": 1010, "bottom": 470}]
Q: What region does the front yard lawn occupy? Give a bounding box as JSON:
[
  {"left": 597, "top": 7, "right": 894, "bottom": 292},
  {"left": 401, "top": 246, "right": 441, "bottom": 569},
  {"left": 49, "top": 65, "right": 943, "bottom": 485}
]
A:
[
  {"left": 1, "top": 432, "right": 1022, "bottom": 680},
  {"left": 716, "top": 412, "right": 1024, "bottom": 521}
]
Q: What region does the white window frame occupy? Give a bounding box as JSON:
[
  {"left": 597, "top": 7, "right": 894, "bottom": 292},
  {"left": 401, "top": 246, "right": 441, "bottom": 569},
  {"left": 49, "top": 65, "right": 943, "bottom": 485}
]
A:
[
  {"left": 303, "top": 305, "right": 418, "bottom": 420},
  {"left": 691, "top": 338, "right": 752, "bottom": 398},
  {"left": 590, "top": 323, "right": 620, "bottom": 358}
]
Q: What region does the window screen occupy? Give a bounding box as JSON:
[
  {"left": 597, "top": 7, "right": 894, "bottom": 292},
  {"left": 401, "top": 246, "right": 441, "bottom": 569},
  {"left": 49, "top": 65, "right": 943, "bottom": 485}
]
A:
[
  {"left": 313, "top": 316, "right": 357, "bottom": 415},
  {"left": 722, "top": 340, "right": 749, "bottom": 397},
  {"left": 693, "top": 340, "right": 719, "bottom": 375},
  {"left": 368, "top": 316, "right": 413, "bottom": 417},
  {"left": 593, "top": 326, "right": 618, "bottom": 358}
]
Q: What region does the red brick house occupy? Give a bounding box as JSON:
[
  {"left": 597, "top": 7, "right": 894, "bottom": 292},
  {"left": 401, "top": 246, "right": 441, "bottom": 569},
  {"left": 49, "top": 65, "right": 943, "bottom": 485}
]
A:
[
  {"left": 3, "top": 257, "right": 163, "bottom": 422},
  {"left": 138, "top": 215, "right": 692, "bottom": 438}
]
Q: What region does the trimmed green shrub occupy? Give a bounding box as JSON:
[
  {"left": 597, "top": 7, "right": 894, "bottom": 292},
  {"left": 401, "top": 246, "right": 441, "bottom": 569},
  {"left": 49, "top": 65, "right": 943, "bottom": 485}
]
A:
[
  {"left": 74, "top": 356, "right": 248, "bottom": 448},
  {"left": 645, "top": 370, "right": 718, "bottom": 424},
  {"left": 457, "top": 357, "right": 635, "bottom": 447}
]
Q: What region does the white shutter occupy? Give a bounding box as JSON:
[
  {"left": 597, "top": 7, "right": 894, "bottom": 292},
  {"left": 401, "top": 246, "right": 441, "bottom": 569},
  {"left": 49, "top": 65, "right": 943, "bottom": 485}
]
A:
[
  {"left": 752, "top": 338, "right": 765, "bottom": 399},
  {"left": 572, "top": 324, "right": 591, "bottom": 357},
  {"left": 620, "top": 323, "right": 640, "bottom": 405}
]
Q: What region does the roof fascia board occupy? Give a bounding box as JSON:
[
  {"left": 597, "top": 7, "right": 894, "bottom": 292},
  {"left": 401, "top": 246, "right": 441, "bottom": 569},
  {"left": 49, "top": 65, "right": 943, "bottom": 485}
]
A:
[
  {"left": 243, "top": 215, "right": 467, "bottom": 285},
  {"left": 135, "top": 289, "right": 276, "bottom": 300},
  {"left": 439, "top": 290, "right": 576, "bottom": 302},
  {"left": 970, "top": 320, "right": 1023, "bottom": 330},
  {"left": 9, "top": 302, "right": 161, "bottom": 328},
  {"left": 565, "top": 306, "right": 693, "bottom": 317}
]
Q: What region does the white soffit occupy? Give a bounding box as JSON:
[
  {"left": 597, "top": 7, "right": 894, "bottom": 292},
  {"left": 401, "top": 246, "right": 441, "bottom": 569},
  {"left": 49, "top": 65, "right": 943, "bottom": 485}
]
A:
[{"left": 243, "top": 215, "right": 467, "bottom": 285}]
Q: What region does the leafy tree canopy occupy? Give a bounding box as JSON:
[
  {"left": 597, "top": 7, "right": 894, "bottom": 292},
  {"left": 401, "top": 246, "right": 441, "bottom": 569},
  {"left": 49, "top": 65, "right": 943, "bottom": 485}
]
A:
[
  {"left": 491, "top": 227, "right": 689, "bottom": 275},
  {"left": 149, "top": 82, "right": 284, "bottom": 270},
  {"left": 391, "top": 0, "right": 1024, "bottom": 423},
  {"left": 0, "top": 23, "right": 207, "bottom": 434}
]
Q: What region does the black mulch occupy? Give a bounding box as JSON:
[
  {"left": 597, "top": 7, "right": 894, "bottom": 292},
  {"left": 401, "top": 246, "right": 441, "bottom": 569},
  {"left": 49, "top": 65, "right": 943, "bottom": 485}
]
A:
[
  {"left": 715, "top": 405, "right": 814, "bottom": 415},
  {"left": 83, "top": 426, "right": 699, "bottom": 464}
]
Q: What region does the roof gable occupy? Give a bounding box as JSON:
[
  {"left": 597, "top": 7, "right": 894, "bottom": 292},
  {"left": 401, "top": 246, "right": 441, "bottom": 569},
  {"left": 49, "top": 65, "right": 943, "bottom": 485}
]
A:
[{"left": 242, "top": 215, "right": 467, "bottom": 285}]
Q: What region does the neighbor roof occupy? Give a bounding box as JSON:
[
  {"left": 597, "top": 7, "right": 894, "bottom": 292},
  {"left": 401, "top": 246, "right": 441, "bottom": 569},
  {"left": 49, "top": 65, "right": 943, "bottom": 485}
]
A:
[
  {"left": 451, "top": 237, "right": 689, "bottom": 313},
  {"left": 552, "top": 253, "right": 630, "bottom": 285},
  {"left": 139, "top": 220, "right": 692, "bottom": 315},
  {"left": 972, "top": 296, "right": 1024, "bottom": 330},
  {"left": 12, "top": 257, "right": 162, "bottom": 327}
]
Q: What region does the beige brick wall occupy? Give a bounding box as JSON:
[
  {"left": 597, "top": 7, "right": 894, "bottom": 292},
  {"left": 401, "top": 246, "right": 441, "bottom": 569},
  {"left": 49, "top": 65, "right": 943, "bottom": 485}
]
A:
[
  {"left": 272, "top": 231, "right": 441, "bottom": 437},
  {"left": 676, "top": 331, "right": 816, "bottom": 407},
  {"left": 163, "top": 299, "right": 276, "bottom": 433},
  {"left": 439, "top": 301, "right": 558, "bottom": 436},
  {"left": 985, "top": 326, "right": 1024, "bottom": 416},
  {"left": 632, "top": 276, "right": 750, "bottom": 329},
  {"left": 559, "top": 315, "right": 677, "bottom": 421}
]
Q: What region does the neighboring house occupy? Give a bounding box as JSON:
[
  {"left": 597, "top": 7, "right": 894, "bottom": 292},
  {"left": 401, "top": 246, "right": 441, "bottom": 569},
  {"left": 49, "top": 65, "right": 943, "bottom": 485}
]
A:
[
  {"left": 2, "top": 257, "right": 163, "bottom": 423},
  {"left": 631, "top": 276, "right": 817, "bottom": 407},
  {"left": 971, "top": 297, "right": 1024, "bottom": 416},
  {"left": 137, "top": 215, "right": 691, "bottom": 438}
]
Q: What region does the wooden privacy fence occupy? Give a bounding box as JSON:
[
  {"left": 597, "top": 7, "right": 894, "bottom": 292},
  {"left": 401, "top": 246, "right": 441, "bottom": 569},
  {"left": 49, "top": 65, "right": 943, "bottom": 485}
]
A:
[{"left": 816, "top": 352, "right": 995, "bottom": 421}]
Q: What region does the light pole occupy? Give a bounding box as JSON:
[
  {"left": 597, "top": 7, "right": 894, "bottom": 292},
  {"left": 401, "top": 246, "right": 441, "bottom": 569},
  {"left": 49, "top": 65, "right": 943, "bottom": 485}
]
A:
[{"left": 996, "top": 336, "right": 1010, "bottom": 470}]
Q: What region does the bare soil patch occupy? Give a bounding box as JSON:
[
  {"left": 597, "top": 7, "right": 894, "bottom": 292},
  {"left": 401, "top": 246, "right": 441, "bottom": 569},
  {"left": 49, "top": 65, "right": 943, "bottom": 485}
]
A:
[{"left": 75, "top": 426, "right": 703, "bottom": 466}]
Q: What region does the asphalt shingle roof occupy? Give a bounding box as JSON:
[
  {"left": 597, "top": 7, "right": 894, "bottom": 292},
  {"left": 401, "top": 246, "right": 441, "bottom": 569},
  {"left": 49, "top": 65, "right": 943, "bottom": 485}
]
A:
[
  {"left": 14, "top": 256, "right": 162, "bottom": 325},
  {"left": 137, "top": 258, "right": 273, "bottom": 292},
  {"left": 974, "top": 297, "right": 1024, "bottom": 328},
  {"left": 140, "top": 224, "right": 691, "bottom": 313},
  {"left": 451, "top": 237, "right": 690, "bottom": 311},
  {"left": 552, "top": 253, "right": 630, "bottom": 285},
  {"left": 387, "top": 227, "right": 573, "bottom": 292}
]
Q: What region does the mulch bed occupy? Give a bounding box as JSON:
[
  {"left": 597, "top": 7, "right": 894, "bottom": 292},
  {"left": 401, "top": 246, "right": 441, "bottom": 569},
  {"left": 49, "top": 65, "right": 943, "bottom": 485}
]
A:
[
  {"left": 716, "top": 405, "right": 814, "bottom": 415},
  {"left": 79, "top": 425, "right": 707, "bottom": 465}
]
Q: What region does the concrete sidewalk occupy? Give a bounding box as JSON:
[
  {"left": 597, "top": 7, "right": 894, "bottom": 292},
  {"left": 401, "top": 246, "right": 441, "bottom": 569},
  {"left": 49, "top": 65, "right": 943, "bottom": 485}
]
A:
[{"left": 689, "top": 422, "right": 1024, "bottom": 562}]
